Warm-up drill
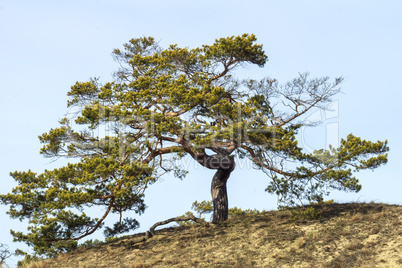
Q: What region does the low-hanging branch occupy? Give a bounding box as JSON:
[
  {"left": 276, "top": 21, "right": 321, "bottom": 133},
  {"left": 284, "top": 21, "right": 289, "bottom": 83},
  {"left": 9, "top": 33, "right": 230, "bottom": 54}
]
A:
[{"left": 148, "top": 215, "right": 209, "bottom": 236}]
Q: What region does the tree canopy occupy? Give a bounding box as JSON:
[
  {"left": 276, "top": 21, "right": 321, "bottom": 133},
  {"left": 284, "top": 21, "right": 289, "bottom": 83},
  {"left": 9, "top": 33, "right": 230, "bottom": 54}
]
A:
[{"left": 0, "top": 34, "right": 389, "bottom": 257}]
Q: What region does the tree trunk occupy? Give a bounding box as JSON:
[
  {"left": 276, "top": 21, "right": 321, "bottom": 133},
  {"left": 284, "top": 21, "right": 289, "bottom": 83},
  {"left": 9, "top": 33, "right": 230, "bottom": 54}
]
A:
[
  {"left": 189, "top": 150, "right": 235, "bottom": 224},
  {"left": 211, "top": 158, "right": 235, "bottom": 223}
]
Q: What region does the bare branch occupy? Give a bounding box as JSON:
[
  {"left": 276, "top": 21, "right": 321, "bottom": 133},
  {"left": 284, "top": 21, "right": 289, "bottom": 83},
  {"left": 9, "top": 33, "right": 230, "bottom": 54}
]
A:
[{"left": 149, "top": 215, "right": 208, "bottom": 236}]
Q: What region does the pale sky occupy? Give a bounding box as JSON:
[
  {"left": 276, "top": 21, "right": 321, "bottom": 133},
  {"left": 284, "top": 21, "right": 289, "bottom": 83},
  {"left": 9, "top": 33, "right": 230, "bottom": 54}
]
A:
[{"left": 1, "top": 0, "right": 401, "bottom": 265}]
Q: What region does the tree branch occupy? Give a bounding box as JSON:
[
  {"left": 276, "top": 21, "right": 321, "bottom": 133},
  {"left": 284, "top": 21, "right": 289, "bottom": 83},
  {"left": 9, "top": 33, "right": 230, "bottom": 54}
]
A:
[
  {"left": 207, "top": 59, "right": 239, "bottom": 84},
  {"left": 149, "top": 215, "right": 208, "bottom": 236}
]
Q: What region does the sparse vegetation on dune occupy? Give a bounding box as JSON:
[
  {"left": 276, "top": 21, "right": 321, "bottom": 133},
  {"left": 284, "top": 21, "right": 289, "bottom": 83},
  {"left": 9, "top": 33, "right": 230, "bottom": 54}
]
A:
[{"left": 21, "top": 202, "right": 402, "bottom": 268}]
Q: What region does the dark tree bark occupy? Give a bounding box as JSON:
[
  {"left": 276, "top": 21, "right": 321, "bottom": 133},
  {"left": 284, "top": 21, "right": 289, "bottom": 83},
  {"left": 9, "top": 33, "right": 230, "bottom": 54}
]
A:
[
  {"left": 188, "top": 149, "right": 236, "bottom": 224},
  {"left": 210, "top": 156, "right": 235, "bottom": 223},
  {"left": 211, "top": 168, "right": 231, "bottom": 223}
]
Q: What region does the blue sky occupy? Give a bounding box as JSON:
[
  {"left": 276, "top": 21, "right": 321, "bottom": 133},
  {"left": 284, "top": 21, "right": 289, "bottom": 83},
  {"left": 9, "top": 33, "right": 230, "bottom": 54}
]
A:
[{"left": 1, "top": 0, "right": 401, "bottom": 265}]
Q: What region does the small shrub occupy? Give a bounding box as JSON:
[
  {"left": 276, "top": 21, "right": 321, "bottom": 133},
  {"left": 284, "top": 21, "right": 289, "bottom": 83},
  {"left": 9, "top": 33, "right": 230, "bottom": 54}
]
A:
[
  {"left": 192, "top": 200, "right": 213, "bottom": 218},
  {"left": 104, "top": 236, "right": 119, "bottom": 243},
  {"left": 310, "top": 199, "right": 335, "bottom": 205},
  {"left": 175, "top": 211, "right": 197, "bottom": 226},
  {"left": 16, "top": 254, "right": 44, "bottom": 268},
  {"left": 291, "top": 207, "right": 322, "bottom": 221},
  {"left": 229, "top": 207, "right": 260, "bottom": 217},
  {"left": 78, "top": 239, "right": 104, "bottom": 248},
  {"left": 176, "top": 201, "right": 213, "bottom": 226},
  {"left": 178, "top": 200, "right": 263, "bottom": 225}
]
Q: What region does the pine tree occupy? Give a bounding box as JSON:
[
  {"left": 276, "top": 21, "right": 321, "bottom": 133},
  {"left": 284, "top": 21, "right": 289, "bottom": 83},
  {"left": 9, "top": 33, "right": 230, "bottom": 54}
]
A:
[{"left": 0, "top": 34, "right": 388, "bottom": 256}]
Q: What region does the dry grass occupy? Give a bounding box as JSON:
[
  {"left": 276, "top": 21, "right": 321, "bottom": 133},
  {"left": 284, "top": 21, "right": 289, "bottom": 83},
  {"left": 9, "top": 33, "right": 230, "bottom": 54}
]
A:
[{"left": 25, "top": 202, "right": 402, "bottom": 268}]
